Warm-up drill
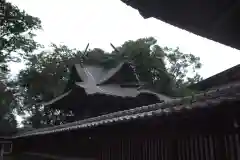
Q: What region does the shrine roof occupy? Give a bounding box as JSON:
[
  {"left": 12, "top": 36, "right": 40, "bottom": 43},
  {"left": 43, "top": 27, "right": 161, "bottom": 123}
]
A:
[{"left": 13, "top": 81, "right": 240, "bottom": 138}]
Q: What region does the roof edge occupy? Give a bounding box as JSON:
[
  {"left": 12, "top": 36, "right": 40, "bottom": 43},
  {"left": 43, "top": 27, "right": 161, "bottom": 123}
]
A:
[{"left": 12, "top": 81, "right": 240, "bottom": 138}]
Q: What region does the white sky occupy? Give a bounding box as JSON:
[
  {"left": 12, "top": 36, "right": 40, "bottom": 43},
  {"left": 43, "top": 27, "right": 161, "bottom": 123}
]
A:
[{"left": 8, "top": 0, "right": 240, "bottom": 78}]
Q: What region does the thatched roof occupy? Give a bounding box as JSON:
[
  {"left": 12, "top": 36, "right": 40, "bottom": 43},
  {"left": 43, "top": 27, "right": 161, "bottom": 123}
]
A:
[{"left": 13, "top": 81, "right": 240, "bottom": 138}]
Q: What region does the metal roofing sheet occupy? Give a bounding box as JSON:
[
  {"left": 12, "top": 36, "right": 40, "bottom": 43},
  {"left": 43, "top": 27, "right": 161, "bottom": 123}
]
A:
[{"left": 74, "top": 62, "right": 132, "bottom": 85}]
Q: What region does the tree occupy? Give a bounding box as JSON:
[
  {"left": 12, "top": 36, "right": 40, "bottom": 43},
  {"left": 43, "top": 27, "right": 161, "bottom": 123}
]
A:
[
  {"left": 17, "top": 44, "right": 85, "bottom": 127},
  {"left": 109, "top": 37, "right": 174, "bottom": 95},
  {"left": 108, "top": 37, "right": 202, "bottom": 96},
  {"left": 164, "top": 47, "right": 202, "bottom": 86},
  {"left": 0, "top": 1, "right": 42, "bottom": 132},
  {"left": 18, "top": 44, "right": 83, "bottom": 106},
  {"left": 0, "top": 82, "right": 17, "bottom": 134},
  {"left": 0, "top": 0, "right": 42, "bottom": 76},
  {"left": 164, "top": 47, "right": 202, "bottom": 95}
]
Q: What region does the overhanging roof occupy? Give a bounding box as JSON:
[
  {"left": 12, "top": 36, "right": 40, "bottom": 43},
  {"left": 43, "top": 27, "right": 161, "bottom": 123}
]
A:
[
  {"left": 121, "top": 0, "right": 240, "bottom": 50},
  {"left": 13, "top": 81, "right": 240, "bottom": 138},
  {"left": 189, "top": 64, "right": 240, "bottom": 91}
]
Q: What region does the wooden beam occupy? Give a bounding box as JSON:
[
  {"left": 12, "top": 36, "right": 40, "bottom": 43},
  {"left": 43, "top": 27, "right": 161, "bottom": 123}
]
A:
[{"left": 23, "top": 152, "right": 95, "bottom": 160}]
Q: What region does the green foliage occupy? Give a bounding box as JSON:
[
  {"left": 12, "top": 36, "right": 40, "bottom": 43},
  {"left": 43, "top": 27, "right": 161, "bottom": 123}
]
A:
[
  {"left": 0, "top": 1, "right": 42, "bottom": 75},
  {"left": 163, "top": 47, "right": 203, "bottom": 96},
  {"left": 18, "top": 44, "right": 86, "bottom": 103},
  {"left": 110, "top": 37, "right": 173, "bottom": 95},
  {"left": 0, "top": 1, "right": 42, "bottom": 133},
  {"left": 164, "top": 47, "right": 202, "bottom": 87},
  {"left": 16, "top": 44, "right": 85, "bottom": 127},
  {"left": 0, "top": 81, "right": 17, "bottom": 134},
  {"left": 0, "top": 112, "right": 17, "bottom": 134}
]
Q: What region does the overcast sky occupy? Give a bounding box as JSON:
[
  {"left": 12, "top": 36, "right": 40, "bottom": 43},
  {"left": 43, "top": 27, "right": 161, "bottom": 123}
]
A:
[{"left": 8, "top": 0, "right": 240, "bottom": 78}]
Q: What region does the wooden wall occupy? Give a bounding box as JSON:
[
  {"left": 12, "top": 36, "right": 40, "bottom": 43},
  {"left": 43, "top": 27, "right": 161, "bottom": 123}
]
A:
[
  {"left": 98, "top": 132, "right": 240, "bottom": 160},
  {"left": 12, "top": 101, "right": 240, "bottom": 160},
  {"left": 97, "top": 101, "right": 240, "bottom": 160}
]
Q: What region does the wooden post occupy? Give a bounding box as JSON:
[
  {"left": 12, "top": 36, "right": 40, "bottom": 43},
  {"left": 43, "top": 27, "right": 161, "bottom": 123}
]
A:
[{"left": 0, "top": 144, "right": 4, "bottom": 160}]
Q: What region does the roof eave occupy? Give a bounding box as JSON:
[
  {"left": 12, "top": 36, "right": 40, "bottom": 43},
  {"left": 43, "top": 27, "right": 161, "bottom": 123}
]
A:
[{"left": 121, "top": 0, "right": 240, "bottom": 50}]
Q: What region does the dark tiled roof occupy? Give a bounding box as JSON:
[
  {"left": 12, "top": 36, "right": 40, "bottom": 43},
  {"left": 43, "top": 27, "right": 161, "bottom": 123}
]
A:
[
  {"left": 189, "top": 64, "right": 240, "bottom": 91},
  {"left": 12, "top": 82, "right": 240, "bottom": 138}
]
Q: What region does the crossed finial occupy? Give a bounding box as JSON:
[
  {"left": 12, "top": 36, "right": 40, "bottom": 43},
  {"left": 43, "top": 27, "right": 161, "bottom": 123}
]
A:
[{"left": 79, "top": 43, "right": 89, "bottom": 67}]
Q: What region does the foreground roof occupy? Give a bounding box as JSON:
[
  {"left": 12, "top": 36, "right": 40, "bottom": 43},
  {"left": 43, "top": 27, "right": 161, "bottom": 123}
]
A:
[
  {"left": 121, "top": 0, "right": 240, "bottom": 50},
  {"left": 13, "top": 81, "right": 240, "bottom": 138}
]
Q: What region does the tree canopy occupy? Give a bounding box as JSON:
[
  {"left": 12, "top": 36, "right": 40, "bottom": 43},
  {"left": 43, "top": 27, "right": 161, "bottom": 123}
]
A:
[{"left": 0, "top": 1, "right": 42, "bottom": 133}]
